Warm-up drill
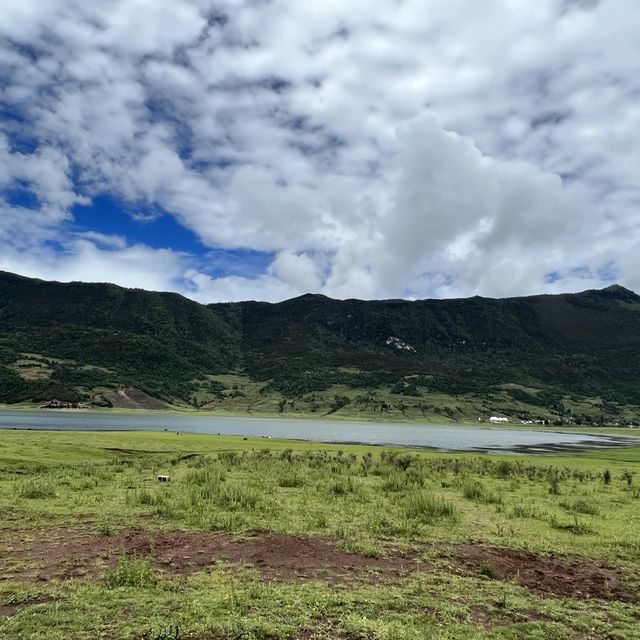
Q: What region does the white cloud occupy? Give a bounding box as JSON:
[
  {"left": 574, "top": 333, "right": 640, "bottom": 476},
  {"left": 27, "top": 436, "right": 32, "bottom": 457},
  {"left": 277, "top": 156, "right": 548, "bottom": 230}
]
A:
[
  {"left": 184, "top": 269, "right": 303, "bottom": 303},
  {"left": 1, "top": 0, "right": 639, "bottom": 301},
  {"left": 268, "top": 250, "right": 322, "bottom": 293}
]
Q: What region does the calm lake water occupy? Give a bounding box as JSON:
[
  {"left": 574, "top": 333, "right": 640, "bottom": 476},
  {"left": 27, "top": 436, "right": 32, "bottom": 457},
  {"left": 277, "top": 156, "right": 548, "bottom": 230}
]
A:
[{"left": 0, "top": 409, "right": 638, "bottom": 453}]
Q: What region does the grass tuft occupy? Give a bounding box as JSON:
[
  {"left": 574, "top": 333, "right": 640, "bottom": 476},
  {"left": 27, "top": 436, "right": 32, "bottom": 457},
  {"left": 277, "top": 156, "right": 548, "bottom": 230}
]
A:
[
  {"left": 462, "top": 480, "right": 503, "bottom": 504},
  {"left": 18, "top": 478, "right": 56, "bottom": 499},
  {"left": 103, "top": 554, "right": 157, "bottom": 588},
  {"left": 402, "top": 491, "right": 459, "bottom": 524},
  {"left": 478, "top": 560, "right": 496, "bottom": 578}
]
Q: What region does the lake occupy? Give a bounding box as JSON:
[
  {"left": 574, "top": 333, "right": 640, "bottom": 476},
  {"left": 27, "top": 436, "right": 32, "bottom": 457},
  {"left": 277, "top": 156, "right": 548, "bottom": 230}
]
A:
[{"left": 0, "top": 409, "right": 638, "bottom": 453}]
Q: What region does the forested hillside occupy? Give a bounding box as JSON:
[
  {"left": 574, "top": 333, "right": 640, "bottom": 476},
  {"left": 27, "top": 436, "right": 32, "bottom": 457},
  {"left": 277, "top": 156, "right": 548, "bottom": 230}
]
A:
[{"left": 1, "top": 271, "right": 639, "bottom": 423}]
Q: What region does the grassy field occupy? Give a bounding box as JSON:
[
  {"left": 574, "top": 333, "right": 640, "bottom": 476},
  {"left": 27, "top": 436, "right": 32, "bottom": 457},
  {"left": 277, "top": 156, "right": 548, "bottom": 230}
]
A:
[{"left": 1, "top": 430, "right": 640, "bottom": 639}]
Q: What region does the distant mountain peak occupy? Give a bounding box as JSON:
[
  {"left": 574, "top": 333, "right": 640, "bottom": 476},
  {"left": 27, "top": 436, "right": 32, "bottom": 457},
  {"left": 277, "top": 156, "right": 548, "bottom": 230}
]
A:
[
  {"left": 597, "top": 284, "right": 639, "bottom": 300},
  {"left": 288, "top": 293, "right": 332, "bottom": 303},
  {"left": 602, "top": 284, "right": 633, "bottom": 293}
]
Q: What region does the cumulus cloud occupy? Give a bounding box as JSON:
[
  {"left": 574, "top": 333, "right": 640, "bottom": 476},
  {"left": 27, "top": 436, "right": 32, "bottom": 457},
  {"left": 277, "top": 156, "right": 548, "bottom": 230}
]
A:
[
  {"left": 0, "top": 0, "right": 639, "bottom": 301},
  {"left": 268, "top": 250, "right": 323, "bottom": 294},
  {"left": 322, "top": 116, "right": 593, "bottom": 300}
]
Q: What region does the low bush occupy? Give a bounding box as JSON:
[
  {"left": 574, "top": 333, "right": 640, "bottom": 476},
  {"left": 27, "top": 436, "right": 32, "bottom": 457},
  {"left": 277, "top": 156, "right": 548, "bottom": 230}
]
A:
[
  {"left": 479, "top": 561, "right": 496, "bottom": 578},
  {"left": 103, "top": 554, "right": 157, "bottom": 588},
  {"left": 510, "top": 503, "right": 537, "bottom": 519},
  {"left": 18, "top": 478, "right": 56, "bottom": 499},
  {"left": 278, "top": 470, "right": 306, "bottom": 488},
  {"left": 403, "top": 491, "right": 459, "bottom": 524},
  {"left": 462, "top": 480, "right": 502, "bottom": 504},
  {"left": 560, "top": 498, "right": 600, "bottom": 516}
]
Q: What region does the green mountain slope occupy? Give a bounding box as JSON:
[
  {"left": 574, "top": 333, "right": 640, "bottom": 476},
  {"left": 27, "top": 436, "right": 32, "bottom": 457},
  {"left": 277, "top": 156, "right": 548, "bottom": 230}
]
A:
[
  {"left": 0, "top": 271, "right": 241, "bottom": 404},
  {"left": 1, "top": 271, "right": 639, "bottom": 423}
]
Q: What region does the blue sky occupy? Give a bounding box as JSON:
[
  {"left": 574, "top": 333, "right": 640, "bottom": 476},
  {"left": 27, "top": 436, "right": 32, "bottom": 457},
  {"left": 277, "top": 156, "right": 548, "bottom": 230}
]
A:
[
  {"left": 73, "top": 197, "right": 276, "bottom": 279},
  {"left": 73, "top": 198, "right": 206, "bottom": 256},
  {"left": 1, "top": 0, "right": 639, "bottom": 302}
]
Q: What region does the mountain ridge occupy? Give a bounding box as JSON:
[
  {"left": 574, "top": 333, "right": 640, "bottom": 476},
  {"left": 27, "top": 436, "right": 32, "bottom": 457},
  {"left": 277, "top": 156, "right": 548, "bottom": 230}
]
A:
[
  {"left": 1, "top": 270, "right": 639, "bottom": 424},
  {"left": 2, "top": 269, "right": 637, "bottom": 305}
]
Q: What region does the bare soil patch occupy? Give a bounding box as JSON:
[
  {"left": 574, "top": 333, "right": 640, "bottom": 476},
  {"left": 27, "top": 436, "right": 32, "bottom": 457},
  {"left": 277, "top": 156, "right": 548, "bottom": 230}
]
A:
[
  {"left": 470, "top": 605, "right": 552, "bottom": 628},
  {"left": 0, "top": 594, "right": 55, "bottom": 618},
  {"left": 455, "top": 543, "right": 637, "bottom": 602},
  {"left": 141, "top": 629, "right": 359, "bottom": 640},
  {"left": 1, "top": 529, "right": 420, "bottom": 584},
  {"left": 18, "top": 367, "right": 50, "bottom": 381},
  {"left": 2, "top": 529, "right": 636, "bottom": 603},
  {"left": 106, "top": 388, "right": 168, "bottom": 410}
]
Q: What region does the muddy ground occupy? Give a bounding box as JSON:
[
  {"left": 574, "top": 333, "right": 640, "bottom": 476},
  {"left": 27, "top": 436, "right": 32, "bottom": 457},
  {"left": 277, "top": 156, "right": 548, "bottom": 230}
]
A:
[{"left": 1, "top": 528, "right": 636, "bottom": 603}]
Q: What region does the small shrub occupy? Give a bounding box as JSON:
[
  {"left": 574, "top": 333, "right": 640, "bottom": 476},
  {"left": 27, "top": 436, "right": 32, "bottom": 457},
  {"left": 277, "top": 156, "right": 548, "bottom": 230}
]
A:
[
  {"left": 548, "top": 468, "right": 561, "bottom": 495},
  {"left": 382, "top": 472, "right": 411, "bottom": 492},
  {"left": 218, "top": 451, "right": 239, "bottom": 465},
  {"left": 18, "top": 479, "right": 56, "bottom": 499},
  {"left": 214, "top": 482, "right": 261, "bottom": 510},
  {"left": 103, "top": 555, "right": 157, "bottom": 588},
  {"left": 361, "top": 453, "right": 374, "bottom": 473},
  {"left": 279, "top": 449, "right": 294, "bottom": 463},
  {"left": 560, "top": 498, "right": 599, "bottom": 516},
  {"left": 403, "top": 491, "right": 459, "bottom": 524},
  {"left": 622, "top": 470, "right": 634, "bottom": 488},
  {"left": 185, "top": 465, "right": 226, "bottom": 486},
  {"left": 128, "top": 487, "right": 164, "bottom": 507},
  {"left": 511, "top": 503, "right": 537, "bottom": 519},
  {"left": 313, "top": 512, "right": 328, "bottom": 529},
  {"left": 602, "top": 469, "right": 612, "bottom": 485},
  {"left": 392, "top": 454, "right": 414, "bottom": 471},
  {"left": 278, "top": 471, "right": 305, "bottom": 488},
  {"left": 462, "top": 480, "right": 502, "bottom": 504},
  {"left": 463, "top": 480, "right": 483, "bottom": 500},
  {"left": 495, "top": 461, "right": 515, "bottom": 478},
  {"left": 479, "top": 561, "right": 496, "bottom": 578},
  {"left": 329, "top": 476, "right": 354, "bottom": 496}
]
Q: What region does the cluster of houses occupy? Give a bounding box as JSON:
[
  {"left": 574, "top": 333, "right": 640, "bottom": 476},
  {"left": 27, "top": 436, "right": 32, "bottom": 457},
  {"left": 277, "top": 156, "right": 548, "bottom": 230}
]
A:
[
  {"left": 484, "top": 416, "right": 547, "bottom": 425},
  {"left": 40, "top": 400, "right": 89, "bottom": 410}
]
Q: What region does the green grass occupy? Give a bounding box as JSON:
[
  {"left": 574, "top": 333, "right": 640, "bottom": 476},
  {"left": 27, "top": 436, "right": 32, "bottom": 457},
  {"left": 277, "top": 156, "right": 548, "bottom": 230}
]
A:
[
  {"left": 402, "top": 491, "right": 459, "bottom": 524},
  {"left": 103, "top": 555, "right": 158, "bottom": 589},
  {"left": 1, "top": 430, "right": 640, "bottom": 639}
]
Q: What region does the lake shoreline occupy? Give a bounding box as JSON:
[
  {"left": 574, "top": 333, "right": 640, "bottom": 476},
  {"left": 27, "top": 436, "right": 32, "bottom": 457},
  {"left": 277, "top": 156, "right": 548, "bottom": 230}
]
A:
[
  {"left": 0, "top": 403, "right": 636, "bottom": 436},
  {"left": 1, "top": 409, "right": 639, "bottom": 454}
]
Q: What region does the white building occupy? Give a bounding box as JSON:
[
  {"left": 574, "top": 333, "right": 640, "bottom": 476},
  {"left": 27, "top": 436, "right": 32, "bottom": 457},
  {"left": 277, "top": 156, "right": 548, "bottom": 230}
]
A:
[{"left": 489, "top": 416, "right": 509, "bottom": 423}]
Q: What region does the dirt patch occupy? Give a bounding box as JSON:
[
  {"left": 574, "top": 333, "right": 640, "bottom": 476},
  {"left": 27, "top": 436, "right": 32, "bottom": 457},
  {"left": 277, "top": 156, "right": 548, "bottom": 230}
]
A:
[
  {"left": 455, "top": 543, "right": 637, "bottom": 603},
  {"left": 139, "top": 629, "right": 359, "bottom": 640},
  {"left": 1, "top": 529, "right": 421, "bottom": 584},
  {"left": 18, "top": 366, "right": 51, "bottom": 381},
  {"left": 2, "top": 529, "right": 636, "bottom": 603},
  {"left": 297, "top": 626, "right": 360, "bottom": 640},
  {"left": 105, "top": 388, "right": 168, "bottom": 410},
  {"left": 0, "top": 594, "right": 55, "bottom": 618},
  {"left": 113, "top": 530, "right": 419, "bottom": 583},
  {"left": 470, "top": 605, "right": 552, "bottom": 628}
]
